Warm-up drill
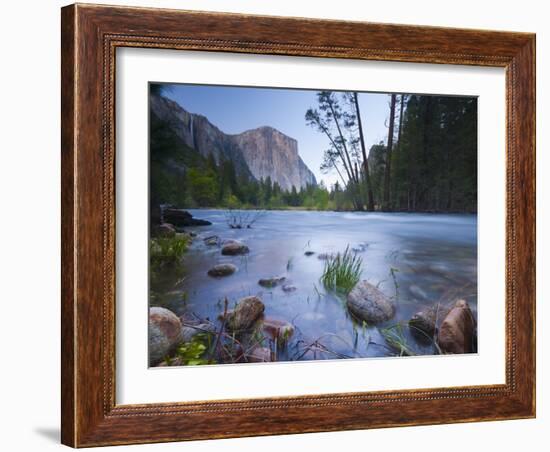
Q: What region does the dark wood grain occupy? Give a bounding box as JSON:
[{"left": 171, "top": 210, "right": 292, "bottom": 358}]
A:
[{"left": 61, "top": 3, "right": 536, "bottom": 447}]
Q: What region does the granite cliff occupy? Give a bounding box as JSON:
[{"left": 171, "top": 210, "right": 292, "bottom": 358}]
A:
[
  {"left": 150, "top": 94, "right": 317, "bottom": 190},
  {"left": 232, "top": 126, "right": 316, "bottom": 191}
]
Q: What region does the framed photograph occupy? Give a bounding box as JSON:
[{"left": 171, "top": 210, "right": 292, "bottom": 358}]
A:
[{"left": 61, "top": 3, "right": 536, "bottom": 447}]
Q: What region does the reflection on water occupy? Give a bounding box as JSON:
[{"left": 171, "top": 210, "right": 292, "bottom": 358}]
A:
[{"left": 155, "top": 210, "right": 477, "bottom": 361}]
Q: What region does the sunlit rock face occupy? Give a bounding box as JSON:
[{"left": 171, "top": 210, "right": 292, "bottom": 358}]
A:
[
  {"left": 232, "top": 126, "right": 317, "bottom": 191},
  {"left": 150, "top": 94, "right": 316, "bottom": 190}
]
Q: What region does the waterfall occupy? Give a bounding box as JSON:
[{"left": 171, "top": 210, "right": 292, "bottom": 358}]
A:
[{"left": 189, "top": 114, "right": 195, "bottom": 149}]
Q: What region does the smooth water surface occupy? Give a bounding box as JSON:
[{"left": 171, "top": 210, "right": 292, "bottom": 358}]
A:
[{"left": 158, "top": 210, "right": 477, "bottom": 361}]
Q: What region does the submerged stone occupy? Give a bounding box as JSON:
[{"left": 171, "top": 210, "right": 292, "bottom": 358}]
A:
[
  {"left": 258, "top": 276, "right": 286, "bottom": 288},
  {"left": 203, "top": 235, "right": 220, "bottom": 246},
  {"left": 221, "top": 240, "right": 249, "bottom": 255}
]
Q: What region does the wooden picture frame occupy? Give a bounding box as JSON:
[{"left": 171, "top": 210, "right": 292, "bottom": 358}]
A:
[{"left": 61, "top": 3, "right": 536, "bottom": 447}]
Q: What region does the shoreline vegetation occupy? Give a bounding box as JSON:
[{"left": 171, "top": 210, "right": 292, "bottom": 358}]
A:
[{"left": 148, "top": 85, "right": 478, "bottom": 367}]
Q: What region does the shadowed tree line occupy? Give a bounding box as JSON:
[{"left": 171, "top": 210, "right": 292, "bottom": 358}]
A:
[{"left": 306, "top": 91, "right": 477, "bottom": 212}]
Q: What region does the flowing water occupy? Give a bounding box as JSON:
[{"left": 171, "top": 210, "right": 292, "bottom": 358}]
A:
[{"left": 157, "top": 210, "right": 477, "bottom": 361}]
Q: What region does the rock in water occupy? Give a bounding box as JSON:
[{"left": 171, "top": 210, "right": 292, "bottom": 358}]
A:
[
  {"left": 226, "top": 296, "right": 265, "bottom": 332},
  {"left": 207, "top": 263, "right": 237, "bottom": 277},
  {"left": 258, "top": 276, "right": 286, "bottom": 288},
  {"left": 221, "top": 241, "right": 249, "bottom": 255},
  {"left": 304, "top": 251, "right": 315, "bottom": 256},
  {"left": 149, "top": 307, "right": 183, "bottom": 365},
  {"left": 163, "top": 208, "right": 212, "bottom": 227},
  {"left": 438, "top": 299, "right": 476, "bottom": 354},
  {"left": 409, "top": 307, "right": 437, "bottom": 338},
  {"left": 282, "top": 284, "right": 297, "bottom": 292},
  {"left": 346, "top": 281, "right": 395, "bottom": 323},
  {"left": 203, "top": 235, "right": 220, "bottom": 246}
]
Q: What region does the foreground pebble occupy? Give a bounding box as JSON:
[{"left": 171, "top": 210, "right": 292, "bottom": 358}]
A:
[
  {"left": 226, "top": 296, "right": 265, "bottom": 332},
  {"left": 207, "top": 263, "right": 237, "bottom": 277},
  {"left": 149, "top": 307, "right": 183, "bottom": 366}
]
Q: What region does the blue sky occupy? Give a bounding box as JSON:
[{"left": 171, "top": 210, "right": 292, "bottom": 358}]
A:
[{"left": 162, "top": 83, "right": 394, "bottom": 188}]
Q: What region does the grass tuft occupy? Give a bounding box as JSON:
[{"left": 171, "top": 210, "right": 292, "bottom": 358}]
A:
[
  {"left": 321, "top": 246, "right": 363, "bottom": 294},
  {"left": 380, "top": 323, "right": 416, "bottom": 356}
]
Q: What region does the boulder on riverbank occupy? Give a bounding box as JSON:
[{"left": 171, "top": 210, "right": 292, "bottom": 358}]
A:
[
  {"left": 207, "top": 263, "right": 237, "bottom": 277},
  {"left": 226, "top": 296, "right": 265, "bottom": 332},
  {"left": 438, "top": 299, "right": 476, "bottom": 354},
  {"left": 258, "top": 276, "right": 286, "bottom": 288},
  {"left": 149, "top": 307, "right": 183, "bottom": 365},
  {"left": 346, "top": 281, "right": 395, "bottom": 323},
  {"left": 163, "top": 208, "right": 212, "bottom": 227},
  {"left": 221, "top": 240, "right": 249, "bottom": 255}
]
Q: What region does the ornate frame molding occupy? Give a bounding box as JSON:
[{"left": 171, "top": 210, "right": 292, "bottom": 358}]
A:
[{"left": 61, "top": 4, "right": 535, "bottom": 447}]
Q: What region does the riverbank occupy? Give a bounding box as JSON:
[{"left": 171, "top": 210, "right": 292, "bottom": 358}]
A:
[{"left": 149, "top": 209, "right": 478, "bottom": 366}]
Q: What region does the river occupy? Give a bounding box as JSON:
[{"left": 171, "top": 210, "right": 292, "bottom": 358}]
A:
[{"left": 157, "top": 209, "right": 477, "bottom": 361}]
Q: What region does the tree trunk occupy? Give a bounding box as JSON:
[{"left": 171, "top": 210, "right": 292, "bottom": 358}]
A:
[
  {"left": 395, "top": 94, "right": 405, "bottom": 210},
  {"left": 353, "top": 92, "right": 375, "bottom": 211},
  {"left": 382, "top": 94, "right": 397, "bottom": 210},
  {"left": 327, "top": 101, "right": 357, "bottom": 185}
]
